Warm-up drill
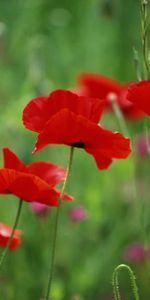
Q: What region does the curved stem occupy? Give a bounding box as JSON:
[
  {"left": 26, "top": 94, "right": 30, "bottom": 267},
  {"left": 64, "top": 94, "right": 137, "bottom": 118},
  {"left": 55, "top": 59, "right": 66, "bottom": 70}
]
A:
[
  {"left": 45, "top": 146, "right": 74, "bottom": 300},
  {"left": 0, "top": 198, "right": 23, "bottom": 270},
  {"left": 112, "top": 264, "right": 140, "bottom": 300}
]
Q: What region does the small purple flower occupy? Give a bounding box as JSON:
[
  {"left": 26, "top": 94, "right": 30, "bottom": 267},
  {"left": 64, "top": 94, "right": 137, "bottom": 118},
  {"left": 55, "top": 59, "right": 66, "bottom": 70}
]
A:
[
  {"left": 31, "top": 202, "right": 49, "bottom": 217},
  {"left": 135, "top": 133, "right": 150, "bottom": 157},
  {"left": 124, "top": 242, "right": 148, "bottom": 263},
  {"left": 69, "top": 206, "right": 87, "bottom": 222}
]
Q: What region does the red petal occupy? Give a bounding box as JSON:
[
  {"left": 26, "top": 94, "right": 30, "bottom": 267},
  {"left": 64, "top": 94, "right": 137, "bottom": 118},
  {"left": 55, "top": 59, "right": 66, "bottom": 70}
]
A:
[
  {"left": 54, "top": 188, "right": 74, "bottom": 202},
  {"left": 0, "top": 223, "right": 21, "bottom": 251},
  {"left": 3, "top": 148, "right": 26, "bottom": 172},
  {"left": 48, "top": 90, "right": 105, "bottom": 123},
  {"left": 117, "top": 88, "right": 144, "bottom": 119},
  {"left": 27, "top": 161, "right": 66, "bottom": 186},
  {"left": 94, "top": 130, "right": 131, "bottom": 159},
  {"left": 32, "top": 109, "right": 83, "bottom": 153},
  {"left": 0, "top": 169, "right": 59, "bottom": 206},
  {"left": 3, "top": 148, "right": 66, "bottom": 188},
  {"left": 85, "top": 126, "right": 131, "bottom": 169},
  {"left": 87, "top": 151, "right": 112, "bottom": 170},
  {"left": 79, "top": 74, "right": 144, "bottom": 120},
  {"left": 86, "top": 136, "right": 130, "bottom": 170},
  {"left": 32, "top": 109, "right": 131, "bottom": 170},
  {"left": 63, "top": 192, "right": 74, "bottom": 201},
  {"left": 71, "top": 114, "right": 131, "bottom": 160},
  {"left": 23, "top": 89, "right": 105, "bottom": 133},
  {"left": 78, "top": 73, "right": 123, "bottom": 98},
  {"left": 23, "top": 95, "right": 54, "bottom": 133},
  {"left": 126, "top": 80, "right": 150, "bottom": 115}
]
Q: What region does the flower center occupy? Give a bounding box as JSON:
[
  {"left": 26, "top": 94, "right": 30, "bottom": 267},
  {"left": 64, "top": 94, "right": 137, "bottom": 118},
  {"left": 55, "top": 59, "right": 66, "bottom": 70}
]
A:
[{"left": 71, "top": 142, "right": 85, "bottom": 148}]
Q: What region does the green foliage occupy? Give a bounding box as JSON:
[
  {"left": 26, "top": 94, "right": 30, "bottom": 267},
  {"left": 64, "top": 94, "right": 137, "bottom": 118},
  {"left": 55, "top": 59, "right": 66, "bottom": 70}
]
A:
[{"left": 0, "top": 0, "right": 150, "bottom": 299}]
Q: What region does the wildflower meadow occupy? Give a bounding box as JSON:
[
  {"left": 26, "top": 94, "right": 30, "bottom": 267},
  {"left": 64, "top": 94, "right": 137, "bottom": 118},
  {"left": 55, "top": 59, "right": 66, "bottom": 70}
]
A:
[{"left": 0, "top": 0, "right": 150, "bottom": 299}]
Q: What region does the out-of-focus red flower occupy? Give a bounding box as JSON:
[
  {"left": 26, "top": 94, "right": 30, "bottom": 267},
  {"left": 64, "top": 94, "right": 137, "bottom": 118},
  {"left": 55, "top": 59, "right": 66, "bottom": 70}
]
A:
[
  {"left": 78, "top": 73, "right": 144, "bottom": 119},
  {"left": 124, "top": 242, "right": 149, "bottom": 263},
  {"left": 69, "top": 206, "right": 87, "bottom": 222},
  {"left": 0, "top": 148, "right": 73, "bottom": 206},
  {"left": 0, "top": 222, "right": 21, "bottom": 250},
  {"left": 23, "top": 89, "right": 131, "bottom": 170},
  {"left": 126, "top": 80, "right": 150, "bottom": 115}
]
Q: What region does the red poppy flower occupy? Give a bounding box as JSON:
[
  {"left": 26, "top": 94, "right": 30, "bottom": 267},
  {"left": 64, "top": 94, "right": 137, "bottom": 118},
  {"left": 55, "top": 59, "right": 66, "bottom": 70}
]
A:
[
  {"left": 126, "top": 80, "right": 150, "bottom": 115},
  {"left": 0, "top": 222, "right": 21, "bottom": 250},
  {"left": 0, "top": 148, "right": 73, "bottom": 206},
  {"left": 78, "top": 73, "right": 144, "bottom": 119},
  {"left": 23, "top": 89, "right": 131, "bottom": 170}
]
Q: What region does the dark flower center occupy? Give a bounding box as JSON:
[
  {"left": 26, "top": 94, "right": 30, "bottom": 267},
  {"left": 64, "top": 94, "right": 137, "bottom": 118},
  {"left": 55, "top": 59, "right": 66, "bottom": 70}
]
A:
[
  {"left": 71, "top": 142, "right": 85, "bottom": 149},
  {"left": 5, "top": 189, "right": 11, "bottom": 193}
]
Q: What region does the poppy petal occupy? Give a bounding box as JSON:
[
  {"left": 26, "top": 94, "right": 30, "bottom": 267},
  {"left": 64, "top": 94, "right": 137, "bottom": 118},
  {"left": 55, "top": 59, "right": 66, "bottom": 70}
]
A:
[
  {"left": 54, "top": 188, "right": 74, "bottom": 202},
  {"left": 32, "top": 109, "right": 130, "bottom": 170},
  {"left": 27, "top": 161, "right": 66, "bottom": 186},
  {"left": 0, "top": 223, "right": 22, "bottom": 250},
  {"left": 23, "top": 95, "right": 53, "bottom": 133},
  {"left": 92, "top": 130, "right": 131, "bottom": 159},
  {"left": 32, "top": 109, "right": 83, "bottom": 153},
  {"left": 3, "top": 148, "right": 26, "bottom": 172},
  {"left": 0, "top": 169, "right": 59, "bottom": 206},
  {"left": 23, "top": 89, "right": 105, "bottom": 133},
  {"left": 78, "top": 73, "right": 144, "bottom": 120},
  {"left": 87, "top": 150, "right": 112, "bottom": 170},
  {"left": 0, "top": 168, "right": 12, "bottom": 193},
  {"left": 78, "top": 73, "right": 123, "bottom": 99},
  {"left": 126, "top": 80, "right": 150, "bottom": 115},
  {"left": 70, "top": 114, "right": 131, "bottom": 160},
  {"left": 84, "top": 127, "right": 130, "bottom": 169}
]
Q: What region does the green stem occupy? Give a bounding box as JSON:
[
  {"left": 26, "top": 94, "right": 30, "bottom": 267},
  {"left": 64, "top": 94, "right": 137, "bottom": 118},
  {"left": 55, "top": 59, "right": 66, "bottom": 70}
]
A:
[
  {"left": 108, "top": 93, "right": 129, "bottom": 136},
  {"left": 108, "top": 93, "right": 137, "bottom": 199},
  {"left": 0, "top": 199, "right": 23, "bottom": 270},
  {"left": 140, "top": 0, "right": 150, "bottom": 153},
  {"left": 112, "top": 264, "right": 140, "bottom": 300},
  {"left": 138, "top": 1, "right": 150, "bottom": 247},
  {"left": 144, "top": 116, "right": 150, "bottom": 155},
  {"left": 45, "top": 146, "right": 74, "bottom": 300},
  {"left": 133, "top": 47, "right": 142, "bottom": 81},
  {"left": 140, "top": 0, "right": 150, "bottom": 79}
]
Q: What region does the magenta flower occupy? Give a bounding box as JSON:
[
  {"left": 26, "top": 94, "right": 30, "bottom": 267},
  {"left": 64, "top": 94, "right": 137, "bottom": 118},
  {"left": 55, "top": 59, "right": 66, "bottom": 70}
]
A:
[
  {"left": 31, "top": 202, "right": 50, "bottom": 217},
  {"left": 124, "top": 242, "right": 148, "bottom": 263},
  {"left": 135, "top": 133, "right": 150, "bottom": 157},
  {"left": 69, "top": 206, "right": 87, "bottom": 222}
]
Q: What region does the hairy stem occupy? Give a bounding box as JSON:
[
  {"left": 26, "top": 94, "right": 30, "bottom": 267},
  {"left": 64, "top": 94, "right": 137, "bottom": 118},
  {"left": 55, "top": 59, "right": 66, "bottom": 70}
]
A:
[{"left": 112, "top": 264, "right": 140, "bottom": 300}]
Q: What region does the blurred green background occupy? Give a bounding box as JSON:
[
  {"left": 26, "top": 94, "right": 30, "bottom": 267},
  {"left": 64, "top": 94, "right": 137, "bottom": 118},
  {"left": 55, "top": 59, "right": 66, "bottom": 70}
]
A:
[{"left": 0, "top": 0, "right": 150, "bottom": 299}]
